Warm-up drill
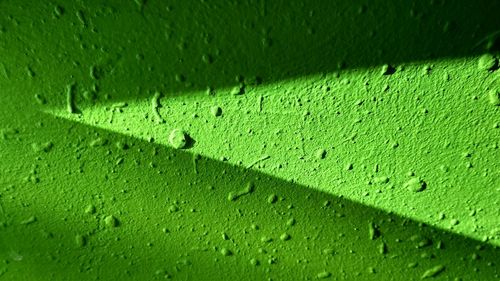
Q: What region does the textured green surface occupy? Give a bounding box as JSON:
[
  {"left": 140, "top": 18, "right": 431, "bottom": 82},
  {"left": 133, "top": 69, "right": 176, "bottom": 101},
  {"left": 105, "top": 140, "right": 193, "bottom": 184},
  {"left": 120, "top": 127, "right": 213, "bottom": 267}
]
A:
[{"left": 1, "top": 0, "right": 500, "bottom": 280}]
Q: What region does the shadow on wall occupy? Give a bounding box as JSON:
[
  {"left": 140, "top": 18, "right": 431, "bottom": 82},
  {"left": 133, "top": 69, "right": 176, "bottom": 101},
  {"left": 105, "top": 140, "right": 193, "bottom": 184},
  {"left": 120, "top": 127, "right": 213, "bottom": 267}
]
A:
[
  {"left": 4, "top": 0, "right": 500, "bottom": 103},
  {"left": 0, "top": 115, "right": 498, "bottom": 280}
]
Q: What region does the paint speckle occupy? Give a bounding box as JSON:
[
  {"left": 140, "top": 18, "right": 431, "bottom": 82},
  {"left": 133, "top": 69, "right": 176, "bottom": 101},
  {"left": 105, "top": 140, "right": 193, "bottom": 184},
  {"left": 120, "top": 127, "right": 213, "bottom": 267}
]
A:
[
  {"left": 478, "top": 54, "right": 498, "bottom": 71},
  {"left": 104, "top": 215, "right": 119, "bottom": 227},
  {"left": 315, "top": 149, "right": 327, "bottom": 159},
  {"left": 220, "top": 248, "right": 232, "bottom": 256},
  {"left": 228, "top": 182, "right": 255, "bottom": 201},
  {"left": 421, "top": 265, "right": 445, "bottom": 279},
  {"left": 211, "top": 106, "right": 223, "bottom": 117},
  {"left": 267, "top": 194, "right": 278, "bottom": 204},
  {"left": 317, "top": 271, "right": 331, "bottom": 279},
  {"left": 373, "top": 176, "right": 389, "bottom": 184},
  {"left": 231, "top": 84, "right": 245, "bottom": 95},
  {"left": 488, "top": 89, "right": 500, "bottom": 106},
  {"left": 169, "top": 129, "right": 188, "bottom": 149},
  {"left": 280, "top": 233, "right": 291, "bottom": 241},
  {"left": 85, "top": 204, "right": 96, "bottom": 214},
  {"left": 75, "top": 234, "right": 87, "bottom": 247},
  {"left": 381, "top": 64, "right": 395, "bottom": 75},
  {"left": 66, "top": 83, "right": 79, "bottom": 114},
  {"left": 151, "top": 92, "right": 165, "bottom": 124},
  {"left": 404, "top": 177, "right": 427, "bottom": 192},
  {"left": 20, "top": 216, "right": 37, "bottom": 225}
]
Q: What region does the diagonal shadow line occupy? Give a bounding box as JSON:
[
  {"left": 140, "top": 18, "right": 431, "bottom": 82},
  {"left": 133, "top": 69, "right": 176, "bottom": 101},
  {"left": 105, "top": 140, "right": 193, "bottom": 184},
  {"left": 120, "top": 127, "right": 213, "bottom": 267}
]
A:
[
  {"left": 42, "top": 60, "right": 500, "bottom": 251},
  {"left": 3, "top": 0, "right": 499, "bottom": 103},
  {"left": 0, "top": 113, "right": 497, "bottom": 280}
]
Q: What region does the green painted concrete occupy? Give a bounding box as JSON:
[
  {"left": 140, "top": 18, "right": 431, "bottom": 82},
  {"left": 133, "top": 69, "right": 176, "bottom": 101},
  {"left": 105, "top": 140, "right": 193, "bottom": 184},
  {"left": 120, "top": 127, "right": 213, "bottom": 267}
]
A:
[{"left": 1, "top": 0, "right": 499, "bottom": 280}]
